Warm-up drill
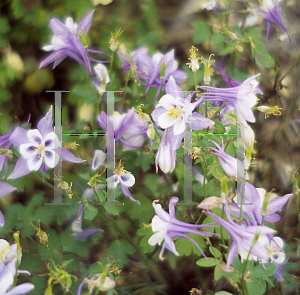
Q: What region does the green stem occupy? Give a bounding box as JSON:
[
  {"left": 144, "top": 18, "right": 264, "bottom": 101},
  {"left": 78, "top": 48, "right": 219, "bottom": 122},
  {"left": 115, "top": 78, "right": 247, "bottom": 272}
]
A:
[
  {"left": 110, "top": 51, "right": 114, "bottom": 73},
  {"left": 79, "top": 65, "right": 98, "bottom": 100},
  {"left": 205, "top": 101, "right": 208, "bottom": 118},
  {"left": 200, "top": 152, "right": 207, "bottom": 198},
  {"left": 193, "top": 71, "right": 197, "bottom": 91},
  {"left": 210, "top": 102, "right": 226, "bottom": 120},
  {"left": 296, "top": 189, "right": 300, "bottom": 230},
  {"left": 238, "top": 178, "right": 245, "bottom": 225}
]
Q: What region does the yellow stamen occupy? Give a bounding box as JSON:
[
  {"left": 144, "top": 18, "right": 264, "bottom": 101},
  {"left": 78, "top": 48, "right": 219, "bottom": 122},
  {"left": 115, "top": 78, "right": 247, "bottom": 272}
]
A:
[
  {"left": 167, "top": 106, "right": 183, "bottom": 120},
  {"left": 36, "top": 144, "right": 45, "bottom": 156}
]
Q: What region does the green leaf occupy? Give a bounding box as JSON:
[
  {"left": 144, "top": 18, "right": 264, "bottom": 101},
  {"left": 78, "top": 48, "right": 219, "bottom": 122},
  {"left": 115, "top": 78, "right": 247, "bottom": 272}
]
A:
[
  {"left": 219, "top": 46, "right": 235, "bottom": 56},
  {"left": 248, "top": 263, "right": 277, "bottom": 278},
  {"left": 192, "top": 21, "right": 211, "bottom": 44},
  {"left": 61, "top": 230, "right": 89, "bottom": 255},
  {"left": 215, "top": 292, "right": 233, "bottom": 295},
  {"left": 202, "top": 216, "right": 215, "bottom": 233},
  {"left": 175, "top": 234, "right": 206, "bottom": 256},
  {"left": 196, "top": 257, "right": 220, "bottom": 267},
  {"left": 245, "top": 279, "right": 265, "bottom": 295},
  {"left": 103, "top": 204, "right": 119, "bottom": 215},
  {"left": 212, "top": 119, "right": 226, "bottom": 133},
  {"left": 109, "top": 240, "right": 136, "bottom": 268},
  {"left": 84, "top": 204, "right": 98, "bottom": 220},
  {"left": 255, "top": 48, "right": 274, "bottom": 68},
  {"left": 214, "top": 265, "right": 223, "bottom": 281},
  {"left": 297, "top": 243, "right": 300, "bottom": 256},
  {"left": 209, "top": 246, "right": 222, "bottom": 259}
]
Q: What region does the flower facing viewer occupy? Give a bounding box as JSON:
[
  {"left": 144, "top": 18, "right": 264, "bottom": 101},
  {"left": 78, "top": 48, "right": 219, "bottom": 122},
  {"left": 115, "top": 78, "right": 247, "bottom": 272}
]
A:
[{"left": 8, "top": 106, "right": 84, "bottom": 179}]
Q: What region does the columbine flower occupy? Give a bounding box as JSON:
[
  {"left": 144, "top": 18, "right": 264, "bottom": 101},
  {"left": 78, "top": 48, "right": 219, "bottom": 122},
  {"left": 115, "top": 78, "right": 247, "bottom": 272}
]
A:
[
  {"left": 254, "top": 0, "right": 289, "bottom": 44},
  {"left": 8, "top": 106, "right": 84, "bottom": 179},
  {"left": 204, "top": 201, "right": 276, "bottom": 270},
  {"left": 0, "top": 239, "right": 18, "bottom": 266},
  {"left": 93, "top": 64, "right": 110, "bottom": 92},
  {"left": 152, "top": 76, "right": 214, "bottom": 141},
  {"left": 256, "top": 188, "right": 292, "bottom": 223},
  {"left": 155, "top": 129, "right": 176, "bottom": 174},
  {"left": 98, "top": 109, "right": 148, "bottom": 153},
  {"left": 107, "top": 161, "right": 139, "bottom": 204},
  {"left": 72, "top": 205, "right": 103, "bottom": 238},
  {"left": 241, "top": 124, "right": 255, "bottom": 148},
  {"left": 186, "top": 46, "right": 200, "bottom": 72},
  {"left": 40, "top": 11, "right": 95, "bottom": 74},
  {"left": 207, "top": 140, "right": 245, "bottom": 182},
  {"left": 77, "top": 271, "right": 116, "bottom": 295},
  {"left": 119, "top": 48, "right": 186, "bottom": 101},
  {"left": 199, "top": 74, "right": 262, "bottom": 126},
  {"left": 148, "top": 197, "right": 216, "bottom": 260},
  {"left": 91, "top": 149, "right": 106, "bottom": 170},
  {"left": 0, "top": 260, "right": 34, "bottom": 295},
  {"left": 260, "top": 236, "right": 285, "bottom": 264}
]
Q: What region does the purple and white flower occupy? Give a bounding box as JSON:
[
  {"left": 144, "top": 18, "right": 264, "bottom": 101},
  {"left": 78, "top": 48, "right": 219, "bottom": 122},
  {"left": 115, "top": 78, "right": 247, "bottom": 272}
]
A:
[
  {"left": 72, "top": 205, "right": 103, "bottom": 238},
  {"left": 205, "top": 201, "right": 276, "bottom": 270},
  {"left": 119, "top": 48, "right": 186, "bottom": 100},
  {"left": 207, "top": 140, "right": 245, "bottom": 182},
  {"left": 152, "top": 76, "right": 214, "bottom": 148},
  {"left": 0, "top": 260, "right": 34, "bottom": 295},
  {"left": 148, "top": 197, "right": 216, "bottom": 260},
  {"left": 93, "top": 64, "right": 110, "bottom": 92},
  {"left": 98, "top": 109, "right": 148, "bottom": 153},
  {"left": 107, "top": 163, "right": 139, "bottom": 204},
  {"left": 155, "top": 129, "right": 176, "bottom": 174},
  {"left": 8, "top": 106, "right": 84, "bottom": 179},
  {"left": 254, "top": 0, "right": 289, "bottom": 44},
  {"left": 260, "top": 236, "right": 285, "bottom": 264},
  {"left": 199, "top": 74, "right": 261, "bottom": 126},
  {"left": 77, "top": 272, "right": 115, "bottom": 295},
  {"left": 40, "top": 11, "right": 95, "bottom": 74},
  {"left": 256, "top": 188, "right": 292, "bottom": 223}
]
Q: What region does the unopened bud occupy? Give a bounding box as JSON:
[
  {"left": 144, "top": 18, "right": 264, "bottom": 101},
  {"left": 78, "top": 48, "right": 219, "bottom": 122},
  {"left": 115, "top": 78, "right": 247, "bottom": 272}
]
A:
[{"left": 198, "top": 196, "right": 223, "bottom": 210}]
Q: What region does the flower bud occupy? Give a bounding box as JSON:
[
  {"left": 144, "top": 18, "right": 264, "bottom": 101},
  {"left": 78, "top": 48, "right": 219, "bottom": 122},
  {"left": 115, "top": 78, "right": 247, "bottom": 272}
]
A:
[
  {"left": 197, "top": 196, "right": 223, "bottom": 210},
  {"left": 241, "top": 124, "right": 255, "bottom": 148}
]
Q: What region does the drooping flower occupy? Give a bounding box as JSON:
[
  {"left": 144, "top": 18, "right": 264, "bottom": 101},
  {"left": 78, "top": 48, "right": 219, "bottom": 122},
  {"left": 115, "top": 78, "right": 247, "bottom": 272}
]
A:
[
  {"left": 254, "top": 0, "right": 289, "bottom": 44},
  {"left": 199, "top": 74, "right": 262, "bottom": 126},
  {"left": 72, "top": 205, "right": 103, "bottom": 238},
  {"left": 77, "top": 271, "right": 115, "bottom": 295},
  {"left": 229, "top": 185, "right": 292, "bottom": 225},
  {"left": 91, "top": 149, "right": 106, "bottom": 170},
  {"left": 107, "top": 161, "right": 139, "bottom": 204},
  {"left": 119, "top": 48, "right": 186, "bottom": 101},
  {"left": 204, "top": 201, "right": 276, "bottom": 270},
  {"left": 40, "top": 11, "right": 95, "bottom": 74},
  {"left": 256, "top": 188, "right": 292, "bottom": 223},
  {"left": 8, "top": 106, "right": 84, "bottom": 179},
  {"left": 206, "top": 140, "right": 245, "bottom": 182},
  {"left": 93, "top": 64, "right": 110, "bottom": 92},
  {"left": 148, "top": 197, "right": 216, "bottom": 260},
  {"left": 98, "top": 109, "right": 148, "bottom": 153},
  {"left": 155, "top": 129, "right": 176, "bottom": 174}
]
